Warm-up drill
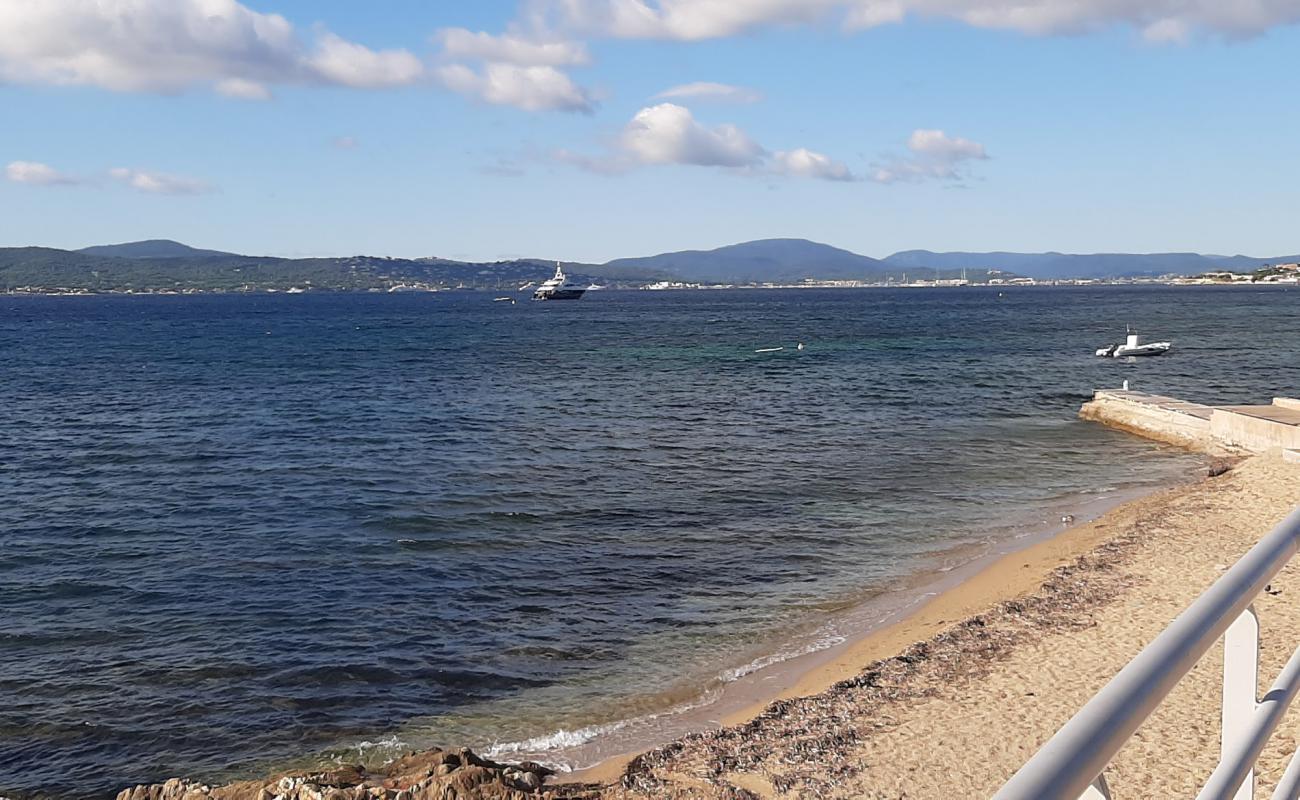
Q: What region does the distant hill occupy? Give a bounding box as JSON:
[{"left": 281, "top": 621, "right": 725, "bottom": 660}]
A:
[
  {"left": 883, "top": 250, "right": 1300, "bottom": 279},
  {"left": 0, "top": 246, "right": 609, "bottom": 292},
  {"left": 78, "top": 239, "right": 241, "bottom": 259},
  {"left": 1204, "top": 253, "right": 1300, "bottom": 271},
  {"left": 600, "top": 238, "right": 886, "bottom": 283}
]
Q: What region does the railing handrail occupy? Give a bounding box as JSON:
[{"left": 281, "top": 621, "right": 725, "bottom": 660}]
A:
[{"left": 994, "top": 506, "right": 1300, "bottom": 799}]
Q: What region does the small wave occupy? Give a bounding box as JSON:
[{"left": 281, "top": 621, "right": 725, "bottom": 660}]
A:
[
  {"left": 484, "top": 721, "right": 628, "bottom": 766},
  {"left": 327, "top": 735, "right": 410, "bottom": 768},
  {"left": 355, "top": 735, "right": 407, "bottom": 752},
  {"left": 718, "top": 634, "right": 847, "bottom": 683}
]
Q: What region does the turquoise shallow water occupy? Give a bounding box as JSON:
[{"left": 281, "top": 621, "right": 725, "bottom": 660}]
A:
[{"left": 1, "top": 286, "right": 1294, "bottom": 797}]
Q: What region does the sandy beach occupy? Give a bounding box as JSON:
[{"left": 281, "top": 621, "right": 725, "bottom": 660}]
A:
[{"left": 106, "top": 448, "right": 1300, "bottom": 800}]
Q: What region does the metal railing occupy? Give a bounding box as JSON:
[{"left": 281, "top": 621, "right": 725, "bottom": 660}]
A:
[{"left": 994, "top": 506, "right": 1300, "bottom": 800}]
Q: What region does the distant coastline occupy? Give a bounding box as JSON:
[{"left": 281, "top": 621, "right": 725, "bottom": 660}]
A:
[
  {"left": 3, "top": 237, "right": 1297, "bottom": 294},
  {"left": 6, "top": 277, "right": 1298, "bottom": 297}
]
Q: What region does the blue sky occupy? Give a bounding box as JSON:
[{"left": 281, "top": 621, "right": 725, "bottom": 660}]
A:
[{"left": 2, "top": 0, "right": 1299, "bottom": 262}]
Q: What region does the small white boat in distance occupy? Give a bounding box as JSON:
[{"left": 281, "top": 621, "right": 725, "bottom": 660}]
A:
[
  {"left": 1096, "top": 329, "right": 1172, "bottom": 358},
  {"left": 532, "top": 263, "right": 587, "bottom": 301},
  {"left": 493, "top": 296, "right": 516, "bottom": 304}
]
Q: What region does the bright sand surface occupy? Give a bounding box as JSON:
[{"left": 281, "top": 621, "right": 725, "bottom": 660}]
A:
[{"left": 584, "top": 451, "right": 1300, "bottom": 798}]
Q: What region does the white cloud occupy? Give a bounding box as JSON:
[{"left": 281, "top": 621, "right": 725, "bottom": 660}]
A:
[
  {"left": 110, "top": 167, "right": 212, "bottom": 195},
  {"left": 525, "top": 0, "right": 845, "bottom": 40},
  {"left": 911, "top": 0, "right": 1300, "bottom": 39},
  {"left": 521, "top": 0, "right": 1300, "bottom": 40},
  {"left": 435, "top": 28, "right": 589, "bottom": 66},
  {"left": 653, "top": 81, "right": 763, "bottom": 104},
  {"left": 216, "top": 78, "right": 272, "bottom": 100},
  {"left": 305, "top": 30, "right": 424, "bottom": 88},
  {"left": 0, "top": 0, "right": 425, "bottom": 96},
  {"left": 772, "top": 148, "right": 856, "bottom": 181},
  {"left": 621, "top": 103, "right": 765, "bottom": 167},
  {"left": 871, "top": 128, "right": 988, "bottom": 183},
  {"left": 435, "top": 62, "right": 594, "bottom": 112},
  {"left": 560, "top": 103, "right": 854, "bottom": 181},
  {"left": 430, "top": 26, "right": 595, "bottom": 113},
  {"left": 5, "top": 160, "right": 79, "bottom": 186},
  {"left": 906, "top": 128, "right": 986, "bottom": 160}
]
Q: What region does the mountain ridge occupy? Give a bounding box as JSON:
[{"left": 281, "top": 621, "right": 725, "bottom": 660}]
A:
[
  {"left": 78, "top": 239, "right": 241, "bottom": 259},
  {"left": 600, "top": 238, "right": 885, "bottom": 283},
  {"left": 2, "top": 238, "right": 1296, "bottom": 291}
]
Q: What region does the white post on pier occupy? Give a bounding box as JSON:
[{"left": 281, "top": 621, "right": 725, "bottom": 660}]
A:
[{"left": 1223, "top": 606, "right": 1260, "bottom": 800}]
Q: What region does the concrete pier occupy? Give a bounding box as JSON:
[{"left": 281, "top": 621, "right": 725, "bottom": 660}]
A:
[{"left": 1081, "top": 390, "right": 1300, "bottom": 455}]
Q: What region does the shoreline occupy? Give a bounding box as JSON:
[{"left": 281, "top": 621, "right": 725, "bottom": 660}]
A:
[
  {"left": 555, "top": 467, "right": 1206, "bottom": 786},
  {"left": 6, "top": 282, "right": 1295, "bottom": 298},
  {"left": 469, "top": 463, "right": 1202, "bottom": 782},
  {"left": 300, "top": 447, "right": 1205, "bottom": 785}
]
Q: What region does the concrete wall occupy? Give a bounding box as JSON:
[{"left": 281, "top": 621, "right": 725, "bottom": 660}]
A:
[
  {"left": 1080, "top": 391, "right": 1300, "bottom": 455},
  {"left": 1079, "top": 393, "right": 1213, "bottom": 452},
  {"left": 1210, "top": 409, "right": 1300, "bottom": 453}
]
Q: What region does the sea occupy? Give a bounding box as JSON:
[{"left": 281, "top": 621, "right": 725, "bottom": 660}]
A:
[{"left": 2, "top": 285, "right": 1297, "bottom": 798}]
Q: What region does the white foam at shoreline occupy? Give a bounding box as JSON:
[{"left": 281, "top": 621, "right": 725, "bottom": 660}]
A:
[
  {"left": 719, "top": 633, "right": 847, "bottom": 683},
  {"left": 485, "top": 721, "right": 628, "bottom": 766},
  {"left": 483, "top": 630, "right": 852, "bottom": 770}
]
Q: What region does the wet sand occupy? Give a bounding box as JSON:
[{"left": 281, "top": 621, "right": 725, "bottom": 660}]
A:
[{"left": 590, "top": 450, "right": 1300, "bottom": 798}]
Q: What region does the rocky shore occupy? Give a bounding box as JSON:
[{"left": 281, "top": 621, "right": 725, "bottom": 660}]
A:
[{"left": 112, "top": 749, "right": 600, "bottom": 800}]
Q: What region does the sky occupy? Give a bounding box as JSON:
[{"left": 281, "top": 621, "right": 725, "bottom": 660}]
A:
[{"left": 2, "top": 0, "right": 1300, "bottom": 262}]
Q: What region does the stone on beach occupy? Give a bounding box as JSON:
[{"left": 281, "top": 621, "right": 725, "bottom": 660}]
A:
[{"left": 111, "top": 749, "right": 582, "bottom": 800}]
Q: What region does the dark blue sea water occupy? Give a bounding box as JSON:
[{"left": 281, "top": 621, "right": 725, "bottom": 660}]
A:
[{"left": 1, "top": 286, "right": 1296, "bottom": 798}]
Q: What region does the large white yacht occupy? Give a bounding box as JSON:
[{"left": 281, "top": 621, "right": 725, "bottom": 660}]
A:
[{"left": 532, "top": 263, "right": 587, "bottom": 301}]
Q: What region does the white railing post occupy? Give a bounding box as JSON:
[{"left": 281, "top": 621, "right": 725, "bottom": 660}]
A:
[{"left": 1224, "top": 606, "right": 1260, "bottom": 800}]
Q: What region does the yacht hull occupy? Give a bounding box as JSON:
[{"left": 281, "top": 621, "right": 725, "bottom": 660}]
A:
[{"left": 533, "top": 289, "right": 586, "bottom": 301}]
